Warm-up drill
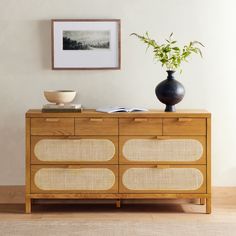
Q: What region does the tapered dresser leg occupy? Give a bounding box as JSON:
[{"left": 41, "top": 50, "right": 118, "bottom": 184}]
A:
[
  {"left": 25, "top": 197, "right": 31, "bottom": 214},
  {"left": 116, "top": 199, "right": 121, "bottom": 208},
  {"left": 200, "top": 198, "right": 205, "bottom": 205},
  {"left": 206, "top": 197, "right": 211, "bottom": 214}
]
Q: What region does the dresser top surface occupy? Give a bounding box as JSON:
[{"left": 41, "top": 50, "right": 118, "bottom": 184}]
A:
[{"left": 26, "top": 109, "right": 211, "bottom": 118}]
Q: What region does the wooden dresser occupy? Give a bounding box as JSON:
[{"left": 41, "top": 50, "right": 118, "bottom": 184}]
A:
[{"left": 25, "top": 109, "right": 211, "bottom": 213}]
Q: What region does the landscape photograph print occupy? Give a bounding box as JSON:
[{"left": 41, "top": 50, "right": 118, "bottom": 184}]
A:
[{"left": 63, "top": 30, "right": 110, "bottom": 50}]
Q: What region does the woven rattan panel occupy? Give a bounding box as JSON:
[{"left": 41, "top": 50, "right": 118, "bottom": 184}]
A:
[
  {"left": 122, "top": 168, "right": 203, "bottom": 190},
  {"left": 34, "top": 168, "right": 115, "bottom": 191},
  {"left": 123, "top": 139, "right": 203, "bottom": 162},
  {"left": 34, "top": 139, "right": 115, "bottom": 162}
]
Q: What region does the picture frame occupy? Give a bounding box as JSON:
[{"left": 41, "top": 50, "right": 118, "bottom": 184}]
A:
[{"left": 51, "top": 19, "right": 121, "bottom": 70}]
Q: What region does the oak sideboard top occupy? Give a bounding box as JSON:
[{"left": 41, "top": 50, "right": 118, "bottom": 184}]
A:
[{"left": 26, "top": 109, "right": 211, "bottom": 118}]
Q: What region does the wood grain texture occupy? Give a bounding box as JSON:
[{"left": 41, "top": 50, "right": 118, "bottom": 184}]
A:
[
  {"left": 25, "top": 118, "right": 31, "bottom": 194},
  {"left": 31, "top": 165, "right": 118, "bottom": 194},
  {"left": 29, "top": 193, "right": 210, "bottom": 199},
  {"left": 25, "top": 109, "right": 211, "bottom": 213},
  {"left": 119, "top": 164, "right": 206, "bottom": 194},
  {"left": 116, "top": 199, "right": 121, "bottom": 208},
  {"left": 119, "top": 135, "right": 206, "bottom": 165},
  {"left": 26, "top": 109, "right": 211, "bottom": 118},
  {"left": 31, "top": 118, "right": 74, "bottom": 135},
  {"left": 30, "top": 193, "right": 119, "bottom": 199},
  {"left": 31, "top": 135, "right": 118, "bottom": 165},
  {"left": 25, "top": 195, "right": 31, "bottom": 214},
  {"left": 206, "top": 197, "right": 211, "bottom": 214},
  {"left": 0, "top": 186, "right": 232, "bottom": 204},
  {"left": 51, "top": 19, "right": 121, "bottom": 70},
  {"left": 25, "top": 118, "right": 31, "bottom": 213},
  {"left": 163, "top": 118, "right": 206, "bottom": 135},
  {"left": 207, "top": 117, "right": 211, "bottom": 194},
  {"left": 119, "top": 118, "right": 162, "bottom": 135},
  {"left": 1, "top": 188, "right": 236, "bottom": 234},
  {"left": 75, "top": 118, "right": 118, "bottom": 135},
  {"left": 206, "top": 117, "right": 212, "bottom": 213},
  {"left": 200, "top": 198, "right": 205, "bottom": 205}
]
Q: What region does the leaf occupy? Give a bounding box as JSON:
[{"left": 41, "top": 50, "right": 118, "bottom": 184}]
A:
[
  {"left": 131, "top": 31, "right": 204, "bottom": 73},
  {"left": 197, "top": 48, "right": 203, "bottom": 57},
  {"left": 145, "top": 45, "right": 150, "bottom": 53},
  {"left": 172, "top": 47, "right": 180, "bottom": 51},
  {"left": 193, "top": 41, "right": 205, "bottom": 47}
]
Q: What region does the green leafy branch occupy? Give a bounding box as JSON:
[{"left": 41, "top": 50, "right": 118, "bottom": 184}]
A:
[{"left": 131, "top": 32, "right": 204, "bottom": 73}]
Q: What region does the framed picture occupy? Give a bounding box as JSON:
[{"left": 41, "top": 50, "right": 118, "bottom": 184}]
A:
[{"left": 51, "top": 19, "right": 121, "bottom": 70}]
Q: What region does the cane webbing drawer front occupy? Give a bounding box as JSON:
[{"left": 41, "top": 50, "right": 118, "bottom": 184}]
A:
[
  {"left": 31, "top": 136, "right": 118, "bottom": 164},
  {"left": 163, "top": 118, "right": 206, "bottom": 135},
  {"left": 31, "top": 118, "right": 74, "bottom": 135},
  {"left": 119, "top": 165, "right": 206, "bottom": 193},
  {"left": 26, "top": 109, "right": 211, "bottom": 213},
  {"left": 31, "top": 165, "right": 118, "bottom": 193},
  {"left": 119, "top": 118, "right": 162, "bottom": 135},
  {"left": 120, "top": 136, "right": 206, "bottom": 164},
  {"left": 75, "top": 118, "right": 118, "bottom": 135}
]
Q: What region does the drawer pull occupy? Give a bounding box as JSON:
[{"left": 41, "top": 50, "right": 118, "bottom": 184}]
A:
[
  {"left": 67, "top": 165, "right": 78, "bottom": 169},
  {"left": 45, "top": 118, "right": 60, "bottom": 122},
  {"left": 155, "top": 136, "right": 165, "bottom": 140},
  {"left": 178, "top": 118, "right": 192, "bottom": 122},
  {"left": 134, "top": 118, "right": 148, "bottom": 122},
  {"left": 66, "top": 136, "right": 79, "bottom": 139},
  {"left": 90, "top": 118, "right": 103, "bottom": 122},
  {"left": 155, "top": 165, "right": 170, "bottom": 169}
]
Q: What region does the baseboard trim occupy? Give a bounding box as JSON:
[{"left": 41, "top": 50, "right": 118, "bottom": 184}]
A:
[
  {"left": 0, "top": 186, "right": 235, "bottom": 204},
  {"left": 0, "top": 186, "right": 25, "bottom": 203}
]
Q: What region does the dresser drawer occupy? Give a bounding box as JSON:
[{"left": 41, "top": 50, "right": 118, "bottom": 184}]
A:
[
  {"left": 119, "top": 118, "right": 162, "bottom": 135},
  {"left": 31, "top": 118, "right": 74, "bottom": 135},
  {"left": 31, "top": 165, "right": 118, "bottom": 193},
  {"left": 75, "top": 118, "right": 118, "bottom": 135},
  {"left": 119, "top": 136, "right": 206, "bottom": 164},
  {"left": 31, "top": 136, "right": 118, "bottom": 164},
  {"left": 163, "top": 118, "right": 206, "bottom": 135},
  {"left": 119, "top": 165, "right": 206, "bottom": 193}
]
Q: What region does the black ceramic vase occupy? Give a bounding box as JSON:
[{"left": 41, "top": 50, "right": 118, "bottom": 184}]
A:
[{"left": 155, "top": 70, "right": 185, "bottom": 112}]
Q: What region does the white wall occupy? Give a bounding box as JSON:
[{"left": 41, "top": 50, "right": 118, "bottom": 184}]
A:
[{"left": 0, "top": 0, "right": 235, "bottom": 186}]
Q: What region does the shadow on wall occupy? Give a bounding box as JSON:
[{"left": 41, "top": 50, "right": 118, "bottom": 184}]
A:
[{"left": 37, "top": 20, "right": 51, "bottom": 70}]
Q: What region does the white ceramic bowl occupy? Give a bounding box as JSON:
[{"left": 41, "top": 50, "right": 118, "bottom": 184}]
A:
[{"left": 44, "top": 90, "right": 77, "bottom": 105}]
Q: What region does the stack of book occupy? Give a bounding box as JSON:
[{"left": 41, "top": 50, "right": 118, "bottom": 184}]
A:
[{"left": 42, "top": 104, "right": 82, "bottom": 112}]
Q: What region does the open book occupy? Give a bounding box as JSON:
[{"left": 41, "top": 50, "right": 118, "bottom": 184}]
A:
[{"left": 96, "top": 106, "right": 148, "bottom": 113}]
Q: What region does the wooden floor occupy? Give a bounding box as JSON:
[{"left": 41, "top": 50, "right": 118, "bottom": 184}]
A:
[
  {"left": 0, "top": 187, "right": 235, "bottom": 235},
  {"left": 0, "top": 187, "right": 235, "bottom": 221}
]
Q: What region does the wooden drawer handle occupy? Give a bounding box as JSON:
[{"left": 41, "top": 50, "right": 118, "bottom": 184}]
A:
[
  {"left": 90, "top": 118, "right": 103, "bottom": 122},
  {"left": 178, "top": 118, "right": 192, "bottom": 122},
  {"left": 155, "top": 165, "right": 170, "bottom": 169},
  {"left": 155, "top": 136, "right": 165, "bottom": 140},
  {"left": 65, "top": 136, "right": 79, "bottom": 139},
  {"left": 134, "top": 118, "right": 148, "bottom": 122},
  {"left": 45, "top": 118, "right": 60, "bottom": 122},
  {"left": 67, "top": 165, "right": 78, "bottom": 169}
]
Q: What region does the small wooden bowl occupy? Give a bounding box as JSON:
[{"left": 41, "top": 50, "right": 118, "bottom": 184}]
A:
[{"left": 44, "top": 90, "right": 76, "bottom": 105}]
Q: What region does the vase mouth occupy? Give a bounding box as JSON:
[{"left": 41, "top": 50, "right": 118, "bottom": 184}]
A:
[{"left": 166, "top": 70, "right": 175, "bottom": 78}]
